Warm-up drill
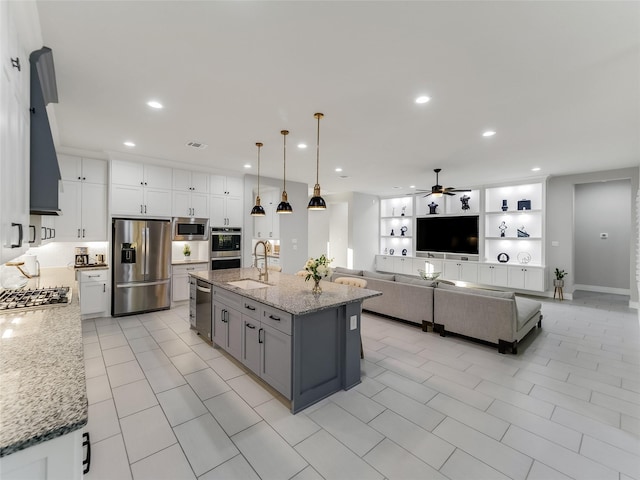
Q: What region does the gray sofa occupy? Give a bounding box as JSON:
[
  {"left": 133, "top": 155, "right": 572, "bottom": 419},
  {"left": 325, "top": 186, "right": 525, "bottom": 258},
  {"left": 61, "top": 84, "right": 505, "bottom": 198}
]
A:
[
  {"left": 433, "top": 282, "right": 542, "bottom": 354},
  {"left": 331, "top": 267, "right": 542, "bottom": 354},
  {"left": 331, "top": 267, "right": 435, "bottom": 328}
]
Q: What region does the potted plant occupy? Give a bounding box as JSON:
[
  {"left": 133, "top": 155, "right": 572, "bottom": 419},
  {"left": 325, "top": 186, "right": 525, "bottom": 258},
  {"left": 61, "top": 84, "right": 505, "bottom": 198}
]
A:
[
  {"left": 554, "top": 268, "right": 567, "bottom": 287},
  {"left": 183, "top": 243, "right": 191, "bottom": 260}
]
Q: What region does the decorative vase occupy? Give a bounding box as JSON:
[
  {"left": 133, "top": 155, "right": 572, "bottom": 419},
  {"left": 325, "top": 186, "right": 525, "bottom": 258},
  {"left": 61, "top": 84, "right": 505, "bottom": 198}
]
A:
[{"left": 312, "top": 278, "right": 322, "bottom": 295}]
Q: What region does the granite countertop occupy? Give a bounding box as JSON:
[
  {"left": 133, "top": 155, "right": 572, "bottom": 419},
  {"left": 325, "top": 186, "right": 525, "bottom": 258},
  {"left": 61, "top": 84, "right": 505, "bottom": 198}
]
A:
[
  {"left": 189, "top": 268, "right": 381, "bottom": 316},
  {"left": 73, "top": 263, "right": 109, "bottom": 271},
  {"left": 172, "top": 259, "right": 209, "bottom": 266},
  {"left": 0, "top": 291, "right": 87, "bottom": 457}
]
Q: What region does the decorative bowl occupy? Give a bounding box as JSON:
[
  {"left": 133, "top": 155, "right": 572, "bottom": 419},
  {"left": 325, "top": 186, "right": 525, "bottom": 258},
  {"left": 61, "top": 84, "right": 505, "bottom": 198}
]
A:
[{"left": 417, "top": 269, "right": 440, "bottom": 281}]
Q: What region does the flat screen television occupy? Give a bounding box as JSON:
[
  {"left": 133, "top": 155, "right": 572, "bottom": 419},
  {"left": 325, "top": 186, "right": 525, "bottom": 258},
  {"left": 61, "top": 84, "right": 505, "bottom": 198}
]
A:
[{"left": 416, "top": 215, "right": 479, "bottom": 254}]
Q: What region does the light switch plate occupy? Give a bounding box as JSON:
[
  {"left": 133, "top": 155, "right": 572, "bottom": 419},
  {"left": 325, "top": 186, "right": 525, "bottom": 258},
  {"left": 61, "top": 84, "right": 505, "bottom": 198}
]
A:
[{"left": 350, "top": 315, "right": 358, "bottom": 330}]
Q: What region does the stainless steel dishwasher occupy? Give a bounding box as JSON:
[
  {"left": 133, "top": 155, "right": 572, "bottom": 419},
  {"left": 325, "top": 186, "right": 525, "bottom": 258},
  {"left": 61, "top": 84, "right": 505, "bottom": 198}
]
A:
[{"left": 195, "top": 280, "right": 212, "bottom": 342}]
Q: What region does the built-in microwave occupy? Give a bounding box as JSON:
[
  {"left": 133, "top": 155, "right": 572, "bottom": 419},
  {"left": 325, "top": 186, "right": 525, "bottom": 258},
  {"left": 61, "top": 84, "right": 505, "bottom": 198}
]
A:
[
  {"left": 211, "top": 227, "right": 242, "bottom": 258},
  {"left": 172, "top": 217, "right": 210, "bottom": 241}
]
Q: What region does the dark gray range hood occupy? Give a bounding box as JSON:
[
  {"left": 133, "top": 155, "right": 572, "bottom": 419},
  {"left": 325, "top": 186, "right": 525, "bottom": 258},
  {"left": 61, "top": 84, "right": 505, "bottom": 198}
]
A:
[{"left": 29, "top": 46, "right": 61, "bottom": 215}]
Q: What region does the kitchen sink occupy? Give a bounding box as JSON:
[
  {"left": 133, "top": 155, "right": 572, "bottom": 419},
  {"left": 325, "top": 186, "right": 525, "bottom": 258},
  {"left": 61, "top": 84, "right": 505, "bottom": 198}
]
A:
[{"left": 226, "top": 279, "right": 272, "bottom": 290}]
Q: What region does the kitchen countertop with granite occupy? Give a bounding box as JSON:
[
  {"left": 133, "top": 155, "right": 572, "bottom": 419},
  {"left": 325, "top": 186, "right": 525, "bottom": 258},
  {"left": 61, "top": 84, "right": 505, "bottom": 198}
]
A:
[
  {"left": 189, "top": 268, "right": 381, "bottom": 316},
  {"left": 0, "top": 271, "right": 87, "bottom": 457}
]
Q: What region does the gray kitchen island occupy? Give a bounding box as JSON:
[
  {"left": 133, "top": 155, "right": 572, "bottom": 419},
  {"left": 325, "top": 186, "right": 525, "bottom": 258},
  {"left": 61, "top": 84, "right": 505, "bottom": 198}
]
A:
[{"left": 189, "top": 268, "right": 381, "bottom": 413}]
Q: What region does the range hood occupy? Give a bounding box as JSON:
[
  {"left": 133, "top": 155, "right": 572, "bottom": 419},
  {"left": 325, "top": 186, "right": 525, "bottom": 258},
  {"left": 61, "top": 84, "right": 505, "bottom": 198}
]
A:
[{"left": 29, "top": 46, "right": 61, "bottom": 215}]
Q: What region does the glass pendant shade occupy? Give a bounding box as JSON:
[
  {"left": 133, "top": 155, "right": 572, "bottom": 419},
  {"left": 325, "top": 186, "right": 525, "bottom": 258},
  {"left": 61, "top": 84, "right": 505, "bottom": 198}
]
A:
[
  {"left": 308, "top": 112, "right": 326, "bottom": 210},
  {"left": 251, "top": 142, "right": 266, "bottom": 216},
  {"left": 276, "top": 130, "right": 293, "bottom": 214}
]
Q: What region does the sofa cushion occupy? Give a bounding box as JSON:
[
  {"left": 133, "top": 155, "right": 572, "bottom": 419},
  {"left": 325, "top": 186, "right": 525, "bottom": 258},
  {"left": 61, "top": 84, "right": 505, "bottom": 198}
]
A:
[
  {"left": 436, "top": 282, "right": 515, "bottom": 300},
  {"left": 515, "top": 297, "right": 542, "bottom": 330},
  {"left": 334, "top": 267, "right": 363, "bottom": 276},
  {"left": 395, "top": 275, "right": 437, "bottom": 288},
  {"left": 363, "top": 270, "right": 395, "bottom": 281}
]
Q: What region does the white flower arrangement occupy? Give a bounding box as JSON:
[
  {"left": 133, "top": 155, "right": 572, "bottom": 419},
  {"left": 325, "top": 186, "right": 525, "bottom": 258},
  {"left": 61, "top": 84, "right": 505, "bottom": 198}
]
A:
[{"left": 304, "top": 254, "right": 334, "bottom": 283}]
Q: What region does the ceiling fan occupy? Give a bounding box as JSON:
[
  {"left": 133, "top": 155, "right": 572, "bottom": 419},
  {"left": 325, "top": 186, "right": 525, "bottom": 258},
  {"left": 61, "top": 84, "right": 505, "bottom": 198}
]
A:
[{"left": 417, "top": 168, "right": 471, "bottom": 197}]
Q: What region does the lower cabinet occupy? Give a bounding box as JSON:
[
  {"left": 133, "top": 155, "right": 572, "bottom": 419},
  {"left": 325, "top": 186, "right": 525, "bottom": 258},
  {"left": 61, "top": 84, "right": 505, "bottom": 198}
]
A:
[
  {"left": 172, "top": 263, "right": 207, "bottom": 302},
  {"left": 212, "top": 290, "right": 242, "bottom": 360},
  {"left": 442, "top": 260, "right": 478, "bottom": 283},
  {"left": 478, "top": 264, "right": 509, "bottom": 287},
  {"left": 78, "top": 269, "right": 109, "bottom": 318},
  {"left": 507, "top": 266, "right": 545, "bottom": 291}
]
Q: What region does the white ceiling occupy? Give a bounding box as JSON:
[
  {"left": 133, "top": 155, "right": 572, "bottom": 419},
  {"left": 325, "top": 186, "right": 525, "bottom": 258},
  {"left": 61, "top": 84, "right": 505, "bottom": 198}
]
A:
[{"left": 36, "top": 1, "right": 640, "bottom": 197}]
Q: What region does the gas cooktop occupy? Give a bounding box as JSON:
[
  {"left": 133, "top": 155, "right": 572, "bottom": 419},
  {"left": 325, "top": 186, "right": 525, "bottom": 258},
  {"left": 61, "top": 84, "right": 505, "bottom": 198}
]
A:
[{"left": 0, "top": 286, "right": 72, "bottom": 311}]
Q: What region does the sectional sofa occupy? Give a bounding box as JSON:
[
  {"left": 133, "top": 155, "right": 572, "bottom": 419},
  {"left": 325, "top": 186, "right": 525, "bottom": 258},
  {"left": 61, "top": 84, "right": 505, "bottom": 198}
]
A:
[{"left": 331, "top": 267, "right": 542, "bottom": 354}]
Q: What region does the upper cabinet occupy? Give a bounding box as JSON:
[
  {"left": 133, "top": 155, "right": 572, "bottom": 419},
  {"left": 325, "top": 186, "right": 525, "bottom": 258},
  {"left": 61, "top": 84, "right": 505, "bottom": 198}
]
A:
[
  {"left": 111, "top": 160, "right": 172, "bottom": 217},
  {"left": 210, "top": 175, "right": 243, "bottom": 197},
  {"left": 210, "top": 175, "right": 243, "bottom": 227},
  {"left": 55, "top": 154, "right": 107, "bottom": 241},
  {"left": 173, "top": 168, "right": 209, "bottom": 194},
  {"left": 0, "top": 1, "right": 30, "bottom": 263},
  {"left": 172, "top": 168, "right": 209, "bottom": 218}
]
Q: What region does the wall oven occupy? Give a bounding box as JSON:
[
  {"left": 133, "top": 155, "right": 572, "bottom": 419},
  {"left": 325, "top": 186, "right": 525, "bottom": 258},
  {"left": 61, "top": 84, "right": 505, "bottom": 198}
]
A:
[
  {"left": 173, "top": 217, "right": 210, "bottom": 241},
  {"left": 211, "top": 227, "right": 241, "bottom": 269}
]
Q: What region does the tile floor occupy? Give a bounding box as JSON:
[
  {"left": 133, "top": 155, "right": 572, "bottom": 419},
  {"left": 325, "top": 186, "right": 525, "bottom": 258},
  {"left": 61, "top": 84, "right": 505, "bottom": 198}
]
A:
[{"left": 82, "top": 292, "right": 640, "bottom": 480}]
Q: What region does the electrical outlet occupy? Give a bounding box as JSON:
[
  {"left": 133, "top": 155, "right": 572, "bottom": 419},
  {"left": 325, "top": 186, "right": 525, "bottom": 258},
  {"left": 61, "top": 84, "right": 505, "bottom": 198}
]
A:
[{"left": 350, "top": 315, "right": 358, "bottom": 330}]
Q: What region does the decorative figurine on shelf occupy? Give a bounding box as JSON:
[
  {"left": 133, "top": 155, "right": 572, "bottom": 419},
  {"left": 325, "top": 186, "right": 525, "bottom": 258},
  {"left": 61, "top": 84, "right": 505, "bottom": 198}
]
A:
[
  {"left": 428, "top": 202, "right": 439, "bottom": 214},
  {"left": 401, "top": 206, "right": 406, "bottom": 216},
  {"left": 400, "top": 226, "right": 408, "bottom": 236},
  {"left": 499, "top": 221, "right": 507, "bottom": 237},
  {"left": 517, "top": 199, "right": 531, "bottom": 211},
  {"left": 497, "top": 252, "right": 510, "bottom": 263},
  {"left": 390, "top": 228, "right": 395, "bottom": 236},
  {"left": 389, "top": 248, "right": 395, "bottom": 255},
  {"left": 517, "top": 226, "right": 530, "bottom": 237},
  {"left": 517, "top": 252, "right": 531, "bottom": 264},
  {"left": 460, "top": 195, "right": 471, "bottom": 210},
  {"left": 383, "top": 248, "right": 388, "bottom": 255},
  {"left": 402, "top": 249, "right": 407, "bottom": 256},
  {"left": 501, "top": 200, "right": 508, "bottom": 211}
]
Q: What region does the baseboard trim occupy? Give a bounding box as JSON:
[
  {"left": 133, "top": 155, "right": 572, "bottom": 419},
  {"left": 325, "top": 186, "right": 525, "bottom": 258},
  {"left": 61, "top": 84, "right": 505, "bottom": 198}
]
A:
[{"left": 573, "top": 284, "right": 630, "bottom": 296}]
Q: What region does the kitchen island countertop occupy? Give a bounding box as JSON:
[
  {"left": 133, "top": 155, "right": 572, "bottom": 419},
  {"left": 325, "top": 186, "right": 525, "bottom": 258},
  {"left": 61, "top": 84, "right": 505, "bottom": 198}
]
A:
[
  {"left": 0, "top": 294, "right": 87, "bottom": 457},
  {"left": 189, "top": 268, "right": 381, "bottom": 316}
]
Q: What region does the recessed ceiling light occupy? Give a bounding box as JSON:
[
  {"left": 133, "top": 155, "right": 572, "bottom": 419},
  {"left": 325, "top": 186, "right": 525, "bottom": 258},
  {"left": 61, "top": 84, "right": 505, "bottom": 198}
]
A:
[
  {"left": 531, "top": 167, "right": 541, "bottom": 172},
  {"left": 415, "top": 96, "right": 430, "bottom": 104},
  {"left": 147, "top": 100, "right": 163, "bottom": 109},
  {"left": 482, "top": 130, "right": 496, "bottom": 137},
  {"left": 392, "top": 186, "right": 401, "bottom": 189},
  {"left": 244, "top": 164, "right": 251, "bottom": 169},
  {"left": 123, "top": 141, "right": 135, "bottom": 147},
  {"left": 298, "top": 143, "right": 307, "bottom": 149},
  {"left": 335, "top": 167, "right": 342, "bottom": 172},
  {"left": 409, "top": 185, "right": 416, "bottom": 188}
]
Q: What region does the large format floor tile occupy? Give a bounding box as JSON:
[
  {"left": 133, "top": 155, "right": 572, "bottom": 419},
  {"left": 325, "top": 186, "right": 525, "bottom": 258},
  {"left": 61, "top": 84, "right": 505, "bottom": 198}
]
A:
[{"left": 82, "top": 291, "right": 638, "bottom": 479}]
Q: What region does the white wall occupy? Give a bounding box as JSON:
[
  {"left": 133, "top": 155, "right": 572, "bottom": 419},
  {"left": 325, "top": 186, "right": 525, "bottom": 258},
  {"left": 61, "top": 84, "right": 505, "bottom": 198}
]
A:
[
  {"left": 547, "top": 167, "right": 639, "bottom": 303},
  {"left": 328, "top": 202, "right": 348, "bottom": 267},
  {"left": 574, "top": 180, "right": 631, "bottom": 291}
]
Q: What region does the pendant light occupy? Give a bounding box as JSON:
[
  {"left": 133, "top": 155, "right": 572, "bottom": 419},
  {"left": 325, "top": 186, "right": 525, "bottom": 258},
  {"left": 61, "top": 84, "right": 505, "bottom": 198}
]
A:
[
  {"left": 308, "top": 112, "right": 327, "bottom": 210},
  {"left": 276, "top": 130, "right": 293, "bottom": 214},
  {"left": 250, "top": 142, "right": 266, "bottom": 216}
]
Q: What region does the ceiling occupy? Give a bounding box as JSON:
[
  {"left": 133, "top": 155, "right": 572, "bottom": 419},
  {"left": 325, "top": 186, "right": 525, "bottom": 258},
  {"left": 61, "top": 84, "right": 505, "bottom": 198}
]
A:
[{"left": 36, "top": 1, "right": 640, "bottom": 197}]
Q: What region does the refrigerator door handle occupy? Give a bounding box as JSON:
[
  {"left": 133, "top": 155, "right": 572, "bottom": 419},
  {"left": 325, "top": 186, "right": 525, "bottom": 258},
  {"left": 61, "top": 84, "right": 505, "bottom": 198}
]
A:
[
  {"left": 143, "top": 227, "right": 149, "bottom": 276},
  {"left": 116, "top": 280, "right": 170, "bottom": 288}
]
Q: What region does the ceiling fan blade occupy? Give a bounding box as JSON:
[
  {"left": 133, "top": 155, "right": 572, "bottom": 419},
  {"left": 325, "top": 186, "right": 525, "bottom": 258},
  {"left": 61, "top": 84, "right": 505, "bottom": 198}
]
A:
[
  {"left": 422, "top": 193, "right": 432, "bottom": 197},
  {"left": 444, "top": 192, "right": 456, "bottom": 196}
]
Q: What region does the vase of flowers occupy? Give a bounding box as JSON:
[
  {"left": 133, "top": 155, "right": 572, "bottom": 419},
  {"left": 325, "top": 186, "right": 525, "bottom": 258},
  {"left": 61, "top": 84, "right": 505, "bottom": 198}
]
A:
[{"left": 304, "top": 254, "right": 333, "bottom": 295}]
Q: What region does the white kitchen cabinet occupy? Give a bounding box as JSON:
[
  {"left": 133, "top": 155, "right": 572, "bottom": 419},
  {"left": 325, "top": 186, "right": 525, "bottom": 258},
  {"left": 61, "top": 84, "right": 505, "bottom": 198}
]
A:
[
  {"left": 393, "top": 256, "right": 414, "bottom": 275},
  {"left": 173, "top": 263, "right": 207, "bottom": 302},
  {"left": 0, "top": 1, "right": 30, "bottom": 263},
  {"left": 172, "top": 190, "right": 209, "bottom": 218},
  {"left": 375, "top": 255, "right": 394, "bottom": 273},
  {"left": 78, "top": 269, "right": 109, "bottom": 318},
  {"left": 56, "top": 181, "right": 107, "bottom": 241},
  {"left": 210, "top": 175, "right": 243, "bottom": 197},
  {"left": 478, "top": 264, "right": 510, "bottom": 288},
  {"left": 210, "top": 195, "right": 243, "bottom": 227},
  {"left": 507, "top": 265, "right": 545, "bottom": 292},
  {"left": 111, "top": 160, "right": 172, "bottom": 217},
  {"left": 58, "top": 154, "right": 107, "bottom": 184},
  {"left": 173, "top": 168, "right": 209, "bottom": 193},
  {"left": 442, "top": 260, "right": 478, "bottom": 283}
]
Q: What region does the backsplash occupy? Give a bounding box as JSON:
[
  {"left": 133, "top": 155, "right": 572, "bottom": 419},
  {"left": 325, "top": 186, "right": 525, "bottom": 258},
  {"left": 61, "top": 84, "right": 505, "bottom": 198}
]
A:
[{"left": 25, "top": 242, "right": 109, "bottom": 268}]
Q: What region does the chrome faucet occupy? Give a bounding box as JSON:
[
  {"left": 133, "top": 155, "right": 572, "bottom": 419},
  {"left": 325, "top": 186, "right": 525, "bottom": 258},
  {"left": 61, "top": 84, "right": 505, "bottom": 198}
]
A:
[{"left": 253, "top": 240, "right": 269, "bottom": 281}]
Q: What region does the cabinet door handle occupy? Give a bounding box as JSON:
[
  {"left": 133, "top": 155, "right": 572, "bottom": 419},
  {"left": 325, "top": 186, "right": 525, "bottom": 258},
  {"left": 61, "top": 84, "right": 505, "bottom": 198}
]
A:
[
  {"left": 82, "top": 228, "right": 86, "bottom": 238},
  {"left": 246, "top": 323, "right": 256, "bottom": 330},
  {"left": 10, "top": 223, "right": 23, "bottom": 248},
  {"left": 103, "top": 284, "right": 106, "bottom": 293},
  {"left": 144, "top": 205, "right": 147, "bottom": 213},
  {"left": 140, "top": 204, "right": 144, "bottom": 213},
  {"left": 268, "top": 314, "right": 280, "bottom": 321},
  {"left": 245, "top": 304, "right": 256, "bottom": 311},
  {"left": 78, "top": 228, "right": 81, "bottom": 238},
  {"left": 258, "top": 327, "right": 263, "bottom": 344},
  {"left": 87, "top": 274, "right": 100, "bottom": 278},
  {"left": 11, "top": 57, "right": 21, "bottom": 71},
  {"left": 28, "top": 225, "right": 36, "bottom": 243},
  {"left": 78, "top": 176, "right": 82, "bottom": 180}
]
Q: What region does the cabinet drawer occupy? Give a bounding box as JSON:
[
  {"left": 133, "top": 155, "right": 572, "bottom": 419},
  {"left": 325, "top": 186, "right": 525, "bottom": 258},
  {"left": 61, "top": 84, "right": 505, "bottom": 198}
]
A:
[
  {"left": 173, "top": 263, "right": 207, "bottom": 275},
  {"left": 241, "top": 298, "right": 261, "bottom": 320},
  {"left": 79, "top": 270, "right": 108, "bottom": 283},
  {"left": 261, "top": 305, "right": 292, "bottom": 335},
  {"left": 214, "top": 288, "right": 242, "bottom": 310}
]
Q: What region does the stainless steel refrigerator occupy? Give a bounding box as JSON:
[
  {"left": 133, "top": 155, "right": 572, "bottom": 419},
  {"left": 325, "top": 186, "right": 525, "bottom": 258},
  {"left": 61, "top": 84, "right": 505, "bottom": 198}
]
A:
[{"left": 112, "top": 218, "right": 171, "bottom": 316}]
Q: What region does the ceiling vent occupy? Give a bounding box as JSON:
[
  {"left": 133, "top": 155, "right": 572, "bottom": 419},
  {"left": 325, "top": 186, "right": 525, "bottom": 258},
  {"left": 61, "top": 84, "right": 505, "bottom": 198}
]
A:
[{"left": 186, "top": 141, "right": 208, "bottom": 150}]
